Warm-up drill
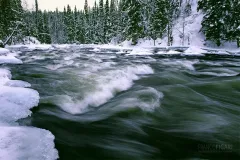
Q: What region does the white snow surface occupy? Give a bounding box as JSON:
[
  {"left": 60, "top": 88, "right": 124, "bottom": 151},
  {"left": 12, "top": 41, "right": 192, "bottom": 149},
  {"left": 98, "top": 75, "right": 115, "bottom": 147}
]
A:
[
  {"left": 0, "top": 48, "right": 10, "bottom": 55},
  {"left": 0, "top": 48, "right": 23, "bottom": 64},
  {"left": 0, "top": 55, "right": 23, "bottom": 64},
  {"left": 0, "top": 49, "right": 58, "bottom": 159},
  {"left": 0, "top": 126, "right": 58, "bottom": 160}
]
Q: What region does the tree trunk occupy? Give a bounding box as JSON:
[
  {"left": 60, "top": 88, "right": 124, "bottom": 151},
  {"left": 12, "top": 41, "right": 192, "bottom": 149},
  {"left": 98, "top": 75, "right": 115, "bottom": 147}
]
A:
[
  {"left": 182, "top": 16, "right": 185, "bottom": 46},
  {"left": 0, "top": 41, "right": 4, "bottom": 48},
  {"left": 237, "top": 37, "right": 240, "bottom": 48},
  {"left": 167, "top": 23, "right": 170, "bottom": 46}
]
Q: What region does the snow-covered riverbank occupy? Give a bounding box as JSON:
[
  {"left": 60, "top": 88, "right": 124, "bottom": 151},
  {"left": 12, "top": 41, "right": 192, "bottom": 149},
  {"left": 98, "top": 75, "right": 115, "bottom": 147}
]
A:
[{"left": 0, "top": 48, "right": 58, "bottom": 160}]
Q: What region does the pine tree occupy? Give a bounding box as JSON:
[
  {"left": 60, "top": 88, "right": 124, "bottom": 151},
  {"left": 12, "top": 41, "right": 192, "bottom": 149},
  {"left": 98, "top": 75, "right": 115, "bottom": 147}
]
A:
[
  {"left": 104, "top": 0, "right": 110, "bottom": 42},
  {"left": 42, "top": 10, "right": 51, "bottom": 43},
  {"left": 0, "top": 0, "right": 25, "bottom": 44},
  {"left": 149, "top": 0, "right": 168, "bottom": 46},
  {"left": 198, "top": 0, "right": 240, "bottom": 47},
  {"left": 123, "top": 0, "right": 144, "bottom": 45},
  {"left": 198, "top": 0, "right": 225, "bottom": 46},
  {"left": 98, "top": 0, "right": 105, "bottom": 43},
  {"left": 166, "top": 0, "right": 180, "bottom": 46},
  {"left": 66, "top": 5, "right": 74, "bottom": 42}
]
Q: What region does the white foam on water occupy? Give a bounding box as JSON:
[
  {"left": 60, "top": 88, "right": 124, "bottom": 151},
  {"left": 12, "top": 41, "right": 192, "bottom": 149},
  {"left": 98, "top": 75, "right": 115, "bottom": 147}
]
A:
[
  {"left": 161, "top": 59, "right": 198, "bottom": 71},
  {"left": 59, "top": 65, "right": 154, "bottom": 114},
  {"left": 196, "top": 68, "right": 239, "bottom": 77},
  {"left": 117, "top": 87, "right": 164, "bottom": 112},
  {"left": 128, "top": 48, "right": 154, "bottom": 56},
  {"left": 0, "top": 126, "right": 59, "bottom": 160}
]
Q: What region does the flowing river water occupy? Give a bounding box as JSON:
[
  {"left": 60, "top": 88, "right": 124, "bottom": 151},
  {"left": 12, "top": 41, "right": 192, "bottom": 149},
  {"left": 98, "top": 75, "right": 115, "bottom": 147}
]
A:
[{"left": 7, "top": 46, "right": 240, "bottom": 159}]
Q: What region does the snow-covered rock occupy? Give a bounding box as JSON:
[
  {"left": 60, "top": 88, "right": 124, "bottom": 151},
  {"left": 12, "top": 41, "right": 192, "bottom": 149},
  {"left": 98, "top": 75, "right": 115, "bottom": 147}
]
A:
[{"left": 0, "top": 127, "right": 58, "bottom": 160}]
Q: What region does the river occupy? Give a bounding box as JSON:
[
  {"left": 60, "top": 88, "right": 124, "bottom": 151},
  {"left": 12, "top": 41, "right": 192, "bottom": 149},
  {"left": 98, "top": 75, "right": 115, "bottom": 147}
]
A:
[{"left": 8, "top": 45, "right": 240, "bottom": 159}]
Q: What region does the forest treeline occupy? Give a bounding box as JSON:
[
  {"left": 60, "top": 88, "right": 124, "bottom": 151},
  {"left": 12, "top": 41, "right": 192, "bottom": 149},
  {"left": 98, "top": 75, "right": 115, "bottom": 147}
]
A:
[{"left": 0, "top": 0, "right": 239, "bottom": 47}]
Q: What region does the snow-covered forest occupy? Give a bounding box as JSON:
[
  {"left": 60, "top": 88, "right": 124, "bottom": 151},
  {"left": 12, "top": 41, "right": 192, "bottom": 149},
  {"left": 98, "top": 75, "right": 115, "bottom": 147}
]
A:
[{"left": 0, "top": 0, "right": 239, "bottom": 47}]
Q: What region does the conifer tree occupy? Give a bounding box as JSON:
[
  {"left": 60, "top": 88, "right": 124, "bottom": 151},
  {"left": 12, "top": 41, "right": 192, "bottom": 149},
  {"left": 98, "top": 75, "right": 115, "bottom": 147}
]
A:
[
  {"left": 97, "top": 0, "right": 105, "bottom": 43},
  {"left": 123, "top": 0, "right": 144, "bottom": 45},
  {"left": 149, "top": 0, "right": 168, "bottom": 45},
  {"left": 104, "top": 0, "right": 110, "bottom": 42}
]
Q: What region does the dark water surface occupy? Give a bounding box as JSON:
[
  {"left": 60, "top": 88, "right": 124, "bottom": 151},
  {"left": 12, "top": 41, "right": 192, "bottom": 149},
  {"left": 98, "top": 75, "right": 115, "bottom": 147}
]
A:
[{"left": 9, "top": 46, "right": 240, "bottom": 160}]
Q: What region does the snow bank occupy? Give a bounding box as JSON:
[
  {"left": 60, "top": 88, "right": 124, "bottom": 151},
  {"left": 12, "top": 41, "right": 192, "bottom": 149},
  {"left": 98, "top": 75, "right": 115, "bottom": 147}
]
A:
[
  {"left": 0, "top": 86, "right": 39, "bottom": 123},
  {"left": 0, "top": 48, "right": 59, "bottom": 159},
  {"left": 0, "top": 48, "right": 10, "bottom": 55},
  {"left": 8, "top": 44, "right": 54, "bottom": 51},
  {"left": 183, "top": 46, "right": 205, "bottom": 55},
  {"left": 0, "top": 55, "right": 23, "bottom": 64},
  {"left": 0, "top": 68, "right": 11, "bottom": 86},
  {"left": 22, "top": 36, "right": 41, "bottom": 45},
  {"left": 0, "top": 48, "right": 23, "bottom": 64},
  {"left": 0, "top": 127, "right": 58, "bottom": 160}
]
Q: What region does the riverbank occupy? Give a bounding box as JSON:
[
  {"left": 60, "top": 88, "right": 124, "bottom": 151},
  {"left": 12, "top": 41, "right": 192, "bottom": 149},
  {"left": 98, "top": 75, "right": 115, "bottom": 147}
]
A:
[{"left": 0, "top": 48, "right": 58, "bottom": 160}]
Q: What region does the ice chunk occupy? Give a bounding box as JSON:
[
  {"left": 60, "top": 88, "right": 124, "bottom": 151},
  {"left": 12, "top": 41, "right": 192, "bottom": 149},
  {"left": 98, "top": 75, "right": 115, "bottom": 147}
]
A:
[
  {"left": 0, "top": 126, "right": 59, "bottom": 160},
  {"left": 0, "top": 86, "right": 39, "bottom": 123},
  {"left": 0, "top": 68, "right": 11, "bottom": 86}
]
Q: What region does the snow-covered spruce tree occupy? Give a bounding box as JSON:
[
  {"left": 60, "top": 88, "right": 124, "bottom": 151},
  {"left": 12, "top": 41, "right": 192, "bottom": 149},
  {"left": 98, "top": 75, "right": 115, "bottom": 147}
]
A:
[
  {"left": 36, "top": 11, "right": 45, "bottom": 43},
  {"left": 198, "top": 0, "right": 226, "bottom": 46},
  {"left": 42, "top": 10, "right": 51, "bottom": 43},
  {"left": 198, "top": 0, "right": 240, "bottom": 47},
  {"left": 0, "top": 0, "right": 25, "bottom": 45},
  {"left": 84, "top": 0, "right": 90, "bottom": 43},
  {"left": 122, "top": 0, "right": 144, "bottom": 45},
  {"left": 116, "top": 0, "right": 127, "bottom": 42},
  {"left": 66, "top": 5, "right": 74, "bottom": 43},
  {"left": 73, "top": 6, "right": 79, "bottom": 43},
  {"left": 149, "top": 0, "right": 169, "bottom": 46},
  {"left": 226, "top": 0, "right": 240, "bottom": 47},
  {"left": 108, "top": 0, "right": 119, "bottom": 42},
  {"left": 98, "top": 0, "right": 106, "bottom": 43},
  {"left": 77, "top": 11, "right": 86, "bottom": 43},
  {"left": 91, "top": 1, "right": 99, "bottom": 43},
  {"left": 0, "top": 1, "right": 3, "bottom": 41},
  {"left": 232, "top": 0, "right": 240, "bottom": 47},
  {"left": 166, "top": 0, "right": 181, "bottom": 46},
  {"left": 104, "top": 0, "right": 111, "bottom": 42}
]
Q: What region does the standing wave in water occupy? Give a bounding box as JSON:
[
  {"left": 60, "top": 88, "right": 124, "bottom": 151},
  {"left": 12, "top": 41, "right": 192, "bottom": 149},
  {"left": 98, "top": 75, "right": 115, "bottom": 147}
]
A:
[{"left": 6, "top": 45, "right": 240, "bottom": 160}]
